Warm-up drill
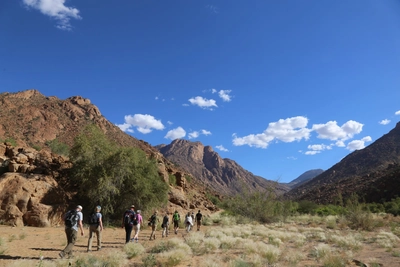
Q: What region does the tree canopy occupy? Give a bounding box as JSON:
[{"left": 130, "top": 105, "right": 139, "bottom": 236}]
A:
[{"left": 69, "top": 125, "right": 168, "bottom": 221}]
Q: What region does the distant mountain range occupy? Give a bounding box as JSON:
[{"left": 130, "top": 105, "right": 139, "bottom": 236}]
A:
[
  {"left": 285, "top": 169, "right": 324, "bottom": 189},
  {"left": 156, "top": 139, "right": 290, "bottom": 196}
]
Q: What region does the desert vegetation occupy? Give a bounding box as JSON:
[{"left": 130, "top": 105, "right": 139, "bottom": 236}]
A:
[
  {"left": 0, "top": 209, "right": 399, "bottom": 267},
  {"left": 68, "top": 124, "right": 169, "bottom": 220}
]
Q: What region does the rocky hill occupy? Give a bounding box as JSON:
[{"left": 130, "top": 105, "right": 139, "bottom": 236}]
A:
[
  {"left": 286, "top": 169, "right": 324, "bottom": 189},
  {"left": 285, "top": 122, "right": 400, "bottom": 204},
  {"left": 156, "top": 139, "right": 290, "bottom": 196},
  {"left": 0, "top": 90, "right": 217, "bottom": 227}
]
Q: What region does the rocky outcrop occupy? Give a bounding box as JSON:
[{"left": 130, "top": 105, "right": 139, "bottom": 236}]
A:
[{"left": 156, "top": 139, "right": 290, "bottom": 196}]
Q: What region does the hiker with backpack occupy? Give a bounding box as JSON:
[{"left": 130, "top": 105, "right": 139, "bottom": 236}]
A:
[
  {"left": 184, "top": 211, "right": 193, "bottom": 233},
  {"left": 122, "top": 205, "right": 136, "bottom": 244},
  {"left": 172, "top": 210, "right": 180, "bottom": 234},
  {"left": 148, "top": 210, "right": 159, "bottom": 240},
  {"left": 87, "top": 205, "right": 103, "bottom": 252},
  {"left": 161, "top": 212, "right": 170, "bottom": 238},
  {"left": 59, "top": 205, "right": 84, "bottom": 259},
  {"left": 132, "top": 209, "right": 143, "bottom": 243},
  {"left": 195, "top": 210, "right": 203, "bottom": 231}
]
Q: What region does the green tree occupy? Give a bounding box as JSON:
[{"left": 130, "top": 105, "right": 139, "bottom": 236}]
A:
[{"left": 69, "top": 125, "right": 168, "bottom": 220}]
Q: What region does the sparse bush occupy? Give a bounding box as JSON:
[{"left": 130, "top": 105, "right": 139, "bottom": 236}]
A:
[
  {"left": 4, "top": 137, "right": 17, "bottom": 147},
  {"left": 169, "top": 174, "right": 176, "bottom": 186},
  {"left": 124, "top": 242, "right": 145, "bottom": 259},
  {"left": 142, "top": 253, "right": 157, "bottom": 267},
  {"left": 344, "top": 194, "right": 375, "bottom": 231},
  {"left": 46, "top": 138, "right": 69, "bottom": 156}
]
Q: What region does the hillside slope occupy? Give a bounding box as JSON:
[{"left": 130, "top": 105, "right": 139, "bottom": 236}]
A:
[{"left": 285, "top": 122, "right": 400, "bottom": 204}]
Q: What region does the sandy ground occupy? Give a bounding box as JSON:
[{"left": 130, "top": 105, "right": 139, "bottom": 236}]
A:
[{"left": 0, "top": 224, "right": 399, "bottom": 267}]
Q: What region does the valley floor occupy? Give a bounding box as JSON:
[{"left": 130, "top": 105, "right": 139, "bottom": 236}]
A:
[{"left": 0, "top": 215, "right": 399, "bottom": 267}]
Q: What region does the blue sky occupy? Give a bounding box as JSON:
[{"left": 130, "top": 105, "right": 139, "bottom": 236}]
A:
[{"left": 1, "top": 0, "right": 400, "bottom": 183}]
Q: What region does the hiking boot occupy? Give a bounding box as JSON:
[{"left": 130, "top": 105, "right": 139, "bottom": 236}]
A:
[
  {"left": 97, "top": 248, "right": 101, "bottom": 251},
  {"left": 59, "top": 251, "right": 65, "bottom": 259},
  {"left": 87, "top": 250, "right": 92, "bottom": 252}
]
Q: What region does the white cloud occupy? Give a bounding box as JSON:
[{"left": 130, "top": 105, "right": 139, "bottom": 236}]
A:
[
  {"left": 305, "top": 150, "right": 320, "bottom": 155},
  {"left": 287, "top": 156, "right": 297, "bottom": 160},
  {"left": 188, "top": 129, "right": 212, "bottom": 139},
  {"left": 312, "top": 120, "right": 363, "bottom": 141},
  {"left": 117, "top": 123, "right": 133, "bottom": 133},
  {"left": 155, "top": 96, "right": 159, "bottom": 100},
  {"left": 117, "top": 114, "right": 164, "bottom": 134},
  {"left": 346, "top": 136, "right": 372, "bottom": 151},
  {"left": 188, "top": 96, "right": 217, "bottom": 109},
  {"left": 22, "top": 0, "right": 81, "bottom": 31},
  {"left": 395, "top": 110, "right": 400, "bottom": 115},
  {"left": 211, "top": 89, "right": 232, "bottom": 102},
  {"left": 201, "top": 129, "right": 212, "bottom": 135},
  {"left": 167, "top": 121, "right": 173, "bottom": 125},
  {"left": 182, "top": 103, "right": 189, "bottom": 107},
  {"left": 335, "top": 140, "right": 345, "bottom": 147},
  {"left": 165, "top": 127, "right": 186, "bottom": 140},
  {"left": 216, "top": 145, "right": 229, "bottom": 152},
  {"left": 219, "top": 90, "right": 232, "bottom": 102},
  {"left": 305, "top": 143, "right": 332, "bottom": 155},
  {"left": 188, "top": 131, "right": 199, "bottom": 139},
  {"left": 232, "top": 116, "right": 311, "bottom": 148},
  {"left": 379, "top": 119, "right": 390, "bottom": 125}
]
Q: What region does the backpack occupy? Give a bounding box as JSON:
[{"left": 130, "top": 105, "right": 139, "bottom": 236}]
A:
[
  {"left": 173, "top": 213, "right": 180, "bottom": 221},
  {"left": 88, "top": 212, "right": 99, "bottom": 225},
  {"left": 65, "top": 209, "right": 79, "bottom": 228},
  {"left": 124, "top": 210, "right": 135, "bottom": 225},
  {"left": 131, "top": 213, "right": 138, "bottom": 225},
  {"left": 196, "top": 212, "right": 202, "bottom": 221},
  {"left": 149, "top": 214, "right": 156, "bottom": 225}
]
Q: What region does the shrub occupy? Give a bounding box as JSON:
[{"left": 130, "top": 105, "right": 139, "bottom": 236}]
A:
[
  {"left": 344, "top": 194, "right": 375, "bottom": 231},
  {"left": 46, "top": 138, "right": 69, "bottom": 155},
  {"left": 142, "top": 253, "right": 157, "bottom": 267},
  {"left": 124, "top": 242, "right": 145, "bottom": 259}
]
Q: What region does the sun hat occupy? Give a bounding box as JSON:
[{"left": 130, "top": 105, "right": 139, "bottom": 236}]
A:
[
  {"left": 131, "top": 205, "right": 135, "bottom": 208},
  {"left": 77, "top": 205, "right": 83, "bottom": 210}
]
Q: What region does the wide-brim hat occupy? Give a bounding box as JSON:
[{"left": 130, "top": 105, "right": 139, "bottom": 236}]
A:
[{"left": 130, "top": 205, "right": 135, "bottom": 208}]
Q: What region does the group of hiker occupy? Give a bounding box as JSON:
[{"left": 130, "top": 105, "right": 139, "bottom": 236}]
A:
[
  {"left": 124, "top": 206, "right": 203, "bottom": 242},
  {"left": 59, "top": 204, "right": 203, "bottom": 258}
]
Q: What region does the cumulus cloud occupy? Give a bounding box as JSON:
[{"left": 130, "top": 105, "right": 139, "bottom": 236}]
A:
[
  {"left": 346, "top": 136, "right": 372, "bottom": 151},
  {"left": 312, "top": 120, "right": 363, "bottom": 141},
  {"left": 232, "top": 116, "right": 311, "bottom": 148},
  {"left": 216, "top": 145, "right": 229, "bottom": 152},
  {"left": 188, "top": 129, "right": 212, "bottom": 139},
  {"left": 211, "top": 89, "right": 232, "bottom": 102},
  {"left": 188, "top": 96, "right": 217, "bottom": 109},
  {"left": 305, "top": 150, "right": 320, "bottom": 155},
  {"left": 201, "top": 129, "right": 212, "bottom": 135},
  {"left": 188, "top": 131, "right": 199, "bottom": 139},
  {"left": 379, "top": 119, "right": 391, "bottom": 125},
  {"left": 22, "top": 0, "right": 81, "bottom": 31},
  {"left": 165, "top": 127, "right": 186, "bottom": 140},
  {"left": 305, "top": 144, "right": 332, "bottom": 155},
  {"left": 395, "top": 110, "right": 400, "bottom": 115},
  {"left": 117, "top": 114, "right": 164, "bottom": 134}
]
